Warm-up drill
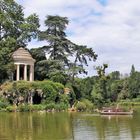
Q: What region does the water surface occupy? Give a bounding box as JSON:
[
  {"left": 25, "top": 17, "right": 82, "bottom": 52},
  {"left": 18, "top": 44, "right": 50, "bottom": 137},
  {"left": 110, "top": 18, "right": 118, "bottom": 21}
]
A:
[{"left": 0, "top": 110, "right": 140, "bottom": 140}]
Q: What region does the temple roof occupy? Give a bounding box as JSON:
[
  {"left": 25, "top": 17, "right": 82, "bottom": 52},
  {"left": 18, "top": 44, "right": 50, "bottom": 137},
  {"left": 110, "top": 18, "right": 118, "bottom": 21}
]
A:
[{"left": 12, "top": 47, "right": 35, "bottom": 62}]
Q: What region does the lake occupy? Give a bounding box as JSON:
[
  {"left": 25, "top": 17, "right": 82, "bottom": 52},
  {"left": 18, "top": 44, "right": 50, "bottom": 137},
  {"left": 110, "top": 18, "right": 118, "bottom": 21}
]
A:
[{"left": 0, "top": 109, "right": 140, "bottom": 140}]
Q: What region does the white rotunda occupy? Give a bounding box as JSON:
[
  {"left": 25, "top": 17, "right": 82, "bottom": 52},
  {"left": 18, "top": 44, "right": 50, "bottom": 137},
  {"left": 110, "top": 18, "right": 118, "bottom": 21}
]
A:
[{"left": 12, "top": 47, "right": 35, "bottom": 81}]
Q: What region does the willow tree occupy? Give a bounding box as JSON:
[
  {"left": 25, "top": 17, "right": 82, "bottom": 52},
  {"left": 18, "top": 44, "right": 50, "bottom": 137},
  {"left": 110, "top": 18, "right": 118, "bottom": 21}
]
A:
[{"left": 0, "top": 0, "right": 40, "bottom": 83}]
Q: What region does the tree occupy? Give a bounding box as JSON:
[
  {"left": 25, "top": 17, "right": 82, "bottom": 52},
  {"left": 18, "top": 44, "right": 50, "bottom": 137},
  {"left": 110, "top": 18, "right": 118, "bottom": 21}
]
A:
[
  {"left": 128, "top": 71, "right": 140, "bottom": 98},
  {"left": 0, "top": 0, "right": 40, "bottom": 47},
  {"left": 39, "top": 15, "right": 73, "bottom": 62},
  {"left": 130, "top": 65, "right": 135, "bottom": 76},
  {"left": 68, "top": 45, "right": 97, "bottom": 83},
  {"left": 30, "top": 47, "right": 68, "bottom": 83},
  {"left": 30, "top": 47, "right": 47, "bottom": 80},
  {"left": 39, "top": 15, "right": 97, "bottom": 84},
  {"left": 38, "top": 15, "right": 75, "bottom": 83},
  {"left": 0, "top": 0, "right": 40, "bottom": 83},
  {"left": 91, "top": 64, "right": 109, "bottom": 106},
  {"left": 109, "top": 71, "right": 121, "bottom": 80}
]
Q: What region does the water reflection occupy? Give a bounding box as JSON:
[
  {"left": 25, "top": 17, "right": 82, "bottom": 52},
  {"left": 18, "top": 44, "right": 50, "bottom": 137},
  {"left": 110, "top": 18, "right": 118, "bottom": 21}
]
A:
[
  {"left": 0, "top": 111, "right": 140, "bottom": 140},
  {"left": 0, "top": 112, "right": 73, "bottom": 140},
  {"left": 72, "top": 112, "right": 140, "bottom": 140}
]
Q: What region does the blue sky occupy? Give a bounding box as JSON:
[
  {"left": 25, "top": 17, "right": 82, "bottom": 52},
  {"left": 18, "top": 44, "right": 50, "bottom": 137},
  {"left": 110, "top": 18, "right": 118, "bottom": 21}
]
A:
[{"left": 15, "top": 0, "right": 140, "bottom": 76}]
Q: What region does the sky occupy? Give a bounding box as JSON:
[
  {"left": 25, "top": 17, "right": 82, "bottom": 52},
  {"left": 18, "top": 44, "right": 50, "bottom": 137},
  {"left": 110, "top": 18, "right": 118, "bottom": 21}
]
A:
[{"left": 15, "top": 0, "right": 140, "bottom": 76}]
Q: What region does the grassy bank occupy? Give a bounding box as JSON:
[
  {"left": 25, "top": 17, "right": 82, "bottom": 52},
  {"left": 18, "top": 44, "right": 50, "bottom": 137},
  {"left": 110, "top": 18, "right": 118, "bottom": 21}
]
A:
[{"left": 118, "top": 99, "right": 140, "bottom": 106}]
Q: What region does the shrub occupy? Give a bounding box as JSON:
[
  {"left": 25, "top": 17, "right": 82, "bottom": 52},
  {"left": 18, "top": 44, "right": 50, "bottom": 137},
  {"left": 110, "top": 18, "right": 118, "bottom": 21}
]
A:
[
  {"left": 55, "top": 103, "right": 68, "bottom": 111},
  {"left": 18, "top": 104, "right": 30, "bottom": 112},
  {"left": 81, "top": 99, "right": 94, "bottom": 111},
  {"left": 29, "top": 105, "right": 46, "bottom": 111},
  {"left": 45, "top": 103, "right": 55, "bottom": 110},
  {"left": 75, "top": 99, "right": 94, "bottom": 112},
  {"left": 6, "top": 106, "right": 16, "bottom": 112},
  {"left": 132, "top": 98, "right": 140, "bottom": 102},
  {"left": 76, "top": 101, "right": 86, "bottom": 111},
  {"left": 0, "top": 101, "right": 9, "bottom": 109}
]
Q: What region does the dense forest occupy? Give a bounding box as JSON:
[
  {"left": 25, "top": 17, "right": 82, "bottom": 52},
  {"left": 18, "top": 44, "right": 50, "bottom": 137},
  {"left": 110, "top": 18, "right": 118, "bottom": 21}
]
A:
[{"left": 0, "top": 0, "right": 140, "bottom": 111}]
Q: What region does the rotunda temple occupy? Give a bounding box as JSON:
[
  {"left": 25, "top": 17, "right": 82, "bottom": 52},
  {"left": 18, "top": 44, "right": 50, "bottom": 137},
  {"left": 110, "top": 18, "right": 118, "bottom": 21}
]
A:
[{"left": 12, "top": 47, "right": 35, "bottom": 81}]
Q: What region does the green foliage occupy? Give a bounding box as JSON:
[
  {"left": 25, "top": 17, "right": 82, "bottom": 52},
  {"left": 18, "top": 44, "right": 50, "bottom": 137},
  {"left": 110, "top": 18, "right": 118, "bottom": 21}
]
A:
[
  {"left": 18, "top": 104, "right": 30, "bottom": 112},
  {"left": 1, "top": 80, "right": 65, "bottom": 106},
  {"left": 45, "top": 103, "right": 55, "bottom": 110},
  {"left": 128, "top": 71, "right": 140, "bottom": 98},
  {"left": 81, "top": 99, "right": 94, "bottom": 111},
  {"left": 28, "top": 105, "right": 46, "bottom": 111},
  {"left": 39, "top": 15, "right": 70, "bottom": 61},
  {"left": 73, "top": 77, "right": 97, "bottom": 100},
  {"left": 64, "top": 82, "right": 76, "bottom": 106},
  {"left": 45, "top": 102, "right": 68, "bottom": 111},
  {"left": 76, "top": 99, "right": 94, "bottom": 111},
  {"left": 56, "top": 102, "right": 68, "bottom": 111},
  {"left": 0, "top": 0, "right": 40, "bottom": 46},
  {"left": 37, "top": 15, "right": 97, "bottom": 84},
  {"left": 6, "top": 106, "right": 16, "bottom": 112},
  {"left": 68, "top": 45, "right": 97, "bottom": 83},
  {"left": 0, "top": 0, "right": 40, "bottom": 83},
  {"left": 108, "top": 80, "right": 123, "bottom": 101},
  {"left": 30, "top": 48, "right": 48, "bottom": 80},
  {"left": 130, "top": 65, "right": 135, "bottom": 76},
  {"left": 76, "top": 101, "right": 86, "bottom": 111},
  {"left": 118, "top": 100, "right": 140, "bottom": 106},
  {"left": 0, "top": 101, "right": 9, "bottom": 109},
  {"left": 109, "top": 71, "right": 121, "bottom": 80},
  {"left": 38, "top": 15, "right": 72, "bottom": 82},
  {"left": 91, "top": 85, "right": 104, "bottom": 108}
]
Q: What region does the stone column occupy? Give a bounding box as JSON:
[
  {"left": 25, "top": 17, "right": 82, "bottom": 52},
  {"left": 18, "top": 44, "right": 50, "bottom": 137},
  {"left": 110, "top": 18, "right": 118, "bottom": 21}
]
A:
[
  {"left": 24, "top": 64, "right": 28, "bottom": 81},
  {"left": 16, "top": 64, "right": 20, "bottom": 81},
  {"left": 29, "top": 65, "right": 34, "bottom": 81}
]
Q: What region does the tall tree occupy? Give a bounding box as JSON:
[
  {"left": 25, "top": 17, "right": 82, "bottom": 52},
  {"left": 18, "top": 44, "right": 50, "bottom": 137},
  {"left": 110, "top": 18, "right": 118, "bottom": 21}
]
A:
[
  {"left": 130, "top": 64, "right": 135, "bottom": 76},
  {"left": 38, "top": 15, "right": 74, "bottom": 83},
  {"left": 39, "top": 15, "right": 97, "bottom": 83},
  {"left": 0, "top": 0, "right": 40, "bottom": 48},
  {"left": 91, "top": 64, "right": 109, "bottom": 107},
  {"left": 39, "top": 15, "right": 73, "bottom": 62},
  {"left": 0, "top": 0, "right": 40, "bottom": 83}
]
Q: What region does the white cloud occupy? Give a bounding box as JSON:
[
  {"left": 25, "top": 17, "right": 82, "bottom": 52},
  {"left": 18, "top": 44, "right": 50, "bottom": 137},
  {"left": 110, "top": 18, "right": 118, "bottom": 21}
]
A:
[{"left": 16, "top": 0, "right": 140, "bottom": 75}]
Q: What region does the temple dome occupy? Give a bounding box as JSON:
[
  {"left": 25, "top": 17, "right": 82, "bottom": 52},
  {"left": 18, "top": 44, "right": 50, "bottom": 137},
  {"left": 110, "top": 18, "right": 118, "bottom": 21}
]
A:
[
  {"left": 12, "top": 47, "right": 35, "bottom": 81},
  {"left": 12, "top": 47, "right": 35, "bottom": 62}
]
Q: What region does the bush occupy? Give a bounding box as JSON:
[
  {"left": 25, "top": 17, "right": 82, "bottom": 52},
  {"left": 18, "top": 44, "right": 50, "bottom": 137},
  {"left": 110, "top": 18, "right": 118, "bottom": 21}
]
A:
[
  {"left": 44, "top": 102, "right": 68, "bottom": 112},
  {"left": 55, "top": 103, "right": 68, "bottom": 111},
  {"left": 132, "top": 98, "right": 140, "bottom": 102},
  {"left": 6, "top": 106, "right": 16, "bottom": 112},
  {"left": 45, "top": 103, "right": 55, "bottom": 110},
  {"left": 76, "top": 101, "right": 86, "bottom": 111},
  {"left": 0, "top": 101, "right": 9, "bottom": 109},
  {"left": 75, "top": 99, "right": 94, "bottom": 112},
  {"left": 81, "top": 99, "right": 94, "bottom": 111},
  {"left": 29, "top": 105, "right": 46, "bottom": 111},
  {"left": 18, "top": 104, "right": 30, "bottom": 112}
]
